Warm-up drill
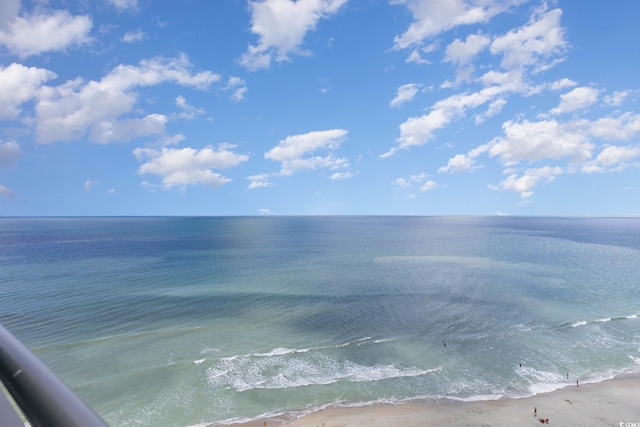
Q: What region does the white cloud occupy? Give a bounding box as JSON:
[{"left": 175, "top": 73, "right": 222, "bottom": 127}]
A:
[
  {"left": 444, "top": 31, "right": 490, "bottom": 66},
  {"left": 393, "top": 172, "right": 435, "bottom": 191},
  {"left": 0, "top": 63, "right": 56, "bottom": 120},
  {"left": 392, "top": 0, "right": 526, "bottom": 50},
  {"left": 0, "top": 139, "right": 20, "bottom": 198},
  {"left": 603, "top": 90, "right": 630, "bottom": 107},
  {"left": 240, "top": 0, "right": 348, "bottom": 70},
  {"left": 390, "top": 83, "right": 422, "bottom": 108},
  {"left": 0, "top": 184, "right": 16, "bottom": 198},
  {"left": 226, "top": 77, "right": 248, "bottom": 102},
  {"left": 490, "top": 6, "right": 567, "bottom": 72},
  {"left": 84, "top": 180, "right": 99, "bottom": 191},
  {"left": 474, "top": 98, "right": 506, "bottom": 124},
  {"left": 595, "top": 145, "right": 640, "bottom": 167},
  {"left": 107, "top": 0, "right": 139, "bottom": 11},
  {"left": 549, "top": 86, "right": 600, "bottom": 115},
  {"left": 582, "top": 145, "right": 640, "bottom": 173},
  {"left": 330, "top": 171, "right": 352, "bottom": 180},
  {"left": 35, "top": 55, "right": 220, "bottom": 143},
  {"left": 585, "top": 112, "right": 640, "bottom": 140},
  {"left": 438, "top": 153, "right": 475, "bottom": 173},
  {"left": 384, "top": 82, "right": 517, "bottom": 157},
  {"left": 393, "top": 178, "right": 410, "bottom": 188},
  {"left": 174, "top": 95, "right": 205, "bottom": 120},
  {"left": 0, "top": 140, "right": 20, "bottom": 167},
  {"left": 549, "top": 78, "right": 577, "bottom": 91},
  {"left": 488, "top": 119, "right": 593, "bottom": 165},
  {"left": 134, "top": 143, "right": 249, "bottom": 190},
  {"left": 121, "top": 30, "right": 147, "bottom": 43},
  {"left": 0, "top": 1, "right": 92, "bottom": 58},
  {"left": 443, "top": 111, "right": 640, "bottom": 189},
  {"left": 265, "top": 129, "right": 349, "bottom": 176},
  {"left": 491, "top": 166, "right": 563, "bottom": 198},
  {"left": 420, "top": 180, "right": 437, "bottom": 191},
  {"left": 247, "top": 173, "right": 274, "bottom": 189},
  {"left": 405, "top": 43, "right": 438, "bottom": 64}
]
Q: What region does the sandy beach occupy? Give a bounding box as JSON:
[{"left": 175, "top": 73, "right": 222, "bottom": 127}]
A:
[{"left": 218, "top": 374, "right": 640, "bottom": 427}]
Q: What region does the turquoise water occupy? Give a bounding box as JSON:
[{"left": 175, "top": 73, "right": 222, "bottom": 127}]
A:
[{"left": 1, "top": 216, "right": 639, "bottom": 426}]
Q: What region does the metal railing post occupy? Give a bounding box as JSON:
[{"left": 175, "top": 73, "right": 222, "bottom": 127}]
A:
[{"left": 0, "top": 324, "right": 109, "bottom": 427}]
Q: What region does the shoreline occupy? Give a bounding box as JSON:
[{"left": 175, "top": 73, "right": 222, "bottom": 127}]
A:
[{"left": 213, "top": 373, "right": 640, "bottom": 427}]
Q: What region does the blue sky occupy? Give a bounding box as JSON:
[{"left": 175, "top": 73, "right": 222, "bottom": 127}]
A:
[{"left": 1, "top": 0, "right": 639, "bottom": 216}]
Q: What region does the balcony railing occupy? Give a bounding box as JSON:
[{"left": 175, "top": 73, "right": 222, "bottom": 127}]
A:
[{"left": 0, "top": 324, "right": 109, "bottom": 427}]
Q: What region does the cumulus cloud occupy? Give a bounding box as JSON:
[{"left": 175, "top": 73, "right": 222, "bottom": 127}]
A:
[
  {"left": 420, "top": 180, "right": 437, "bottom": 191},
  {"left": 247, "top": 173, "right": 274, "bottom": 189},
  {"left": 488, "top": 119, "right": 593, "bottom": 165},
  {"left": 383, "top": 81, "right": 521, "bottom": 157},
  {"left": 392, "top": 172, "right": 436, "bottom": 192},
  {"left": 582, "top": 144, "right": 640, "bottom": 173},
  {"left": 0, "top": 184, "right": 16, "bottom": 198},
  {"left": 0, "top": 63, "right": 56, "bottom": 120},
  {"left": 393, "top": 177, "right": 410, "bottom": 188},
  {"left": 239, "top": 0, "right": 348, "bottom": 70},
  {"left": 474, "top": 98, "right": 507, "bottom": 124},
  {"left": 174, "top": 95, "right": 205, "bottom": 120},
  {"left": 549, "top": 78, "right": 577, "bottom": 91},
  {"left": 265, "top": 129, "right": 349, "bottom": 176},
  {"left": 490, "top": 6, "right": 567, "bottom": 72},
  {"left": 0, "top": 140, "right": 20, "bottom": 198},
  {"left": 0, "top": 0, "right": 92, "bottom": 57},
  {"left": 225, "top": 77, "right": 248, "bottom": 102},
  {"left": 84, "top": 180, "right": 99, "bottom": 191},
  {"left": 444, "top": 31, "right": 490, "bottom": 66},
  {"left": 603, "top": 90, "right": 630, "bottom": 107},
  {"left": 549, "top": 86, "right": 600, "bottom": 115},
  {"left": 594, "top": 145, "right": 640, "bottom": 167},
  {"left": 491, "top": 166, "right": 563, "bottom": 198},
  {"left": 330, "top": 171, "right": 352, "bottom": 180},
  {"left": 390, "top": 83, "right": 422, "bottom": 107},
  {"left": 440, "top": 110, "right": 640, "bottom": 198},
  {"left": 405, "top": 43, "right": 438, "bottom": 64},
  {"left": 0, "top": 140, "right": 20, "bottom": 167},
  {"left": 107, "top": 0, "right": 139, "bottom": 11},
  {"left": 392, "top": 0, "right": 526, "bottom": 50},
  {"left": 35, "top": 54, "right": 220, "bottom": 144},
  {"left": 121, "top": 30, "right": 147, "bottom": 43},
  {"left": 134, "top": 143, "right": 249, "bottom": 190},
  {"left": 438, "top": 153, "right": 476, "bottom": 173}
]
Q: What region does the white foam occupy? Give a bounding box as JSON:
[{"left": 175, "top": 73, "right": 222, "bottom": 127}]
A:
[
  {"left": 571, "top": 321, "right": 587, "bottom": 327},
  {"left": 447, "top": 394, "right": 502, "bottom": 402},
  {"left": 205, "top": 348, "right": 440, "bottom": 392},
  {"left": 596, "top": 317, "right": 611, "bottom": 322},
  {"left": 194, "top": 359, "right": 205, "bottom": 365}
]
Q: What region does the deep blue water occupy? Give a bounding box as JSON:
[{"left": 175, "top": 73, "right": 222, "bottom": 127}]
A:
[{"left": 1, "top": 216, "right": 639, "bottom": 426}]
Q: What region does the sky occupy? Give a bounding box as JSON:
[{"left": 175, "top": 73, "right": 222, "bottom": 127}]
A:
[{"left": 1, "top": 0, "right": 639, "bottom": 216}]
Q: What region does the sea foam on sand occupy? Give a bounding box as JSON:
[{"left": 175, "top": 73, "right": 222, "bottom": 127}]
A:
[{"left": 215, "top": 373, "right": 640, "bottom": 427}]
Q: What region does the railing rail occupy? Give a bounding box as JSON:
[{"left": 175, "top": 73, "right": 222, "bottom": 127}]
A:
[{"left": 0, "top": 324, "right": 109, "bottom": 427}]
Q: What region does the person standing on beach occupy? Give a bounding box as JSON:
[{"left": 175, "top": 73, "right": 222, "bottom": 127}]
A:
[
  {"left": 576, "top": 379, "right": 579, "bottom": 387},
  {"left": 534, "top": 407, "right": 537, "bottom": 417}
]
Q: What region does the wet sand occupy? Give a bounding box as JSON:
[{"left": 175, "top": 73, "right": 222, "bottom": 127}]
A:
[{"left": 216, "top": 374, "right": 640, "bottom": 427}]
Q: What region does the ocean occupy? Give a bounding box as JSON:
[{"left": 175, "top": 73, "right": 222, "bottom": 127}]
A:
[{"left": 1, "top": 216, "right": 639, "bottom": 426}]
